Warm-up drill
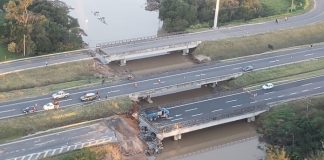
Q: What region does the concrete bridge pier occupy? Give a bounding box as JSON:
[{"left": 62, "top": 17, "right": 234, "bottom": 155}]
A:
[
  {"left": 182, "top": 48, "right": 190, "bottom": 55},
  {"left": 120, "top": 59, "right": 126, "bottom": 66},
  {"left": 174, "top": 134, "right": 182, "bottom": 141},
  {"left": 247, "top": 116, "right": 256, "bottom": 123}
]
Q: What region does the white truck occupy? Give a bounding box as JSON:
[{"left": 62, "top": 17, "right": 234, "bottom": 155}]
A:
[{"left": 52, "top": 90, "right": 70, "bottom": 99}]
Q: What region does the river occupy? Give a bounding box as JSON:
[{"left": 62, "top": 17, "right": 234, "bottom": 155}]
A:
[{"left": 61, "top": 0, "right": 162, "bottom": 47}]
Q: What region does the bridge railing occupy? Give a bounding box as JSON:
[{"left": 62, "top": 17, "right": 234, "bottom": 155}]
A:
[
  {"left": 150, "top": 104, "right": 269, "bottom": 134},
  {"left": 96, "top": 31, "right": 189, "bottom": 49},
  {"left": 102, "top": 41, "right": 201, "bottom": 57}
]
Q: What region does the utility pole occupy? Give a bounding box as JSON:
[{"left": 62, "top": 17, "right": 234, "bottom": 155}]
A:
[
  {"left": 213, "top": 0, "right": 220, "bottom": 29},
  {"left": 290, "top": 0, "right": 294, "bottom": 12},
  {"left": 23, "top": 34, "right": 26, "bottom": 56}
]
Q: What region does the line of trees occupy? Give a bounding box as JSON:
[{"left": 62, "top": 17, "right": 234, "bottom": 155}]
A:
[
  {"left": 257, "top": 104, "right": 324, "bottom": 160},
  {"left": 159, "top": 0, "right": 306, "bottom": 32},
  {"left": 0, "top": 0, "right": 84, "bottom": 56}
]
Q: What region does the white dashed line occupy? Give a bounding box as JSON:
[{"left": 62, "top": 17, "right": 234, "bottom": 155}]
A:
[
  {"left": 226, "top": 99, "right": 237, "bottom": 103},
  {"left": 264, "top": 92, "right": 273, "bottom": 95},
  {"left": 278, "top": 95, "right": 285, "bottom": 98},
  {"left": 171, "top": 118, "right": 183, "bottom": 122},
  {"left": 107, "top": 90, "right": 120, "bottom": 94},
  {"left": 232, "top": 105, "right": 242, "bottom": 108},
  {"left": 264, "top": 98, "right": 272, "bottom": 101},
  {"left": 185, "top": 108, "right": 198, "bottom": 112},
  {"left": 269, "top": 60, "right": 279, "bottom": 63},
  {"left": 289, "top": 92, "right": 297, "bottom": 95},
  {"left": 192, "top": 113, "right": 203, "bottom": 117},
  {"left": 175, "top": 114, "right": 182, "bottom": 117},
  {"left": 304, "top": 53, "right": 313, "bottom": 56},
  {"left": 212, "top": 109, "right": 223, "bottom": 112},
  {"left": 314, "top": 87, "right": 321, "bottom": 89},
  {"left": 0, "top": 109, "right": 15, "bottom": 114},
  {"left": 302, "top": 90, "right": 309, "bottom": 92},
  {"left": 302, "top": 83, "right": 312, "bottom": 86},
  {"left": 250, "top": 101, "right": 257, "bottom": 104}
]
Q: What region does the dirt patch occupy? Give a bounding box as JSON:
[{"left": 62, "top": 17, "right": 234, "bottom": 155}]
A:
[
  {"left": 108, "top": 53, "right": 195, "bottom": 78},
  {"left": 106, "top": 116, "right": 147, "bottom": 160}
]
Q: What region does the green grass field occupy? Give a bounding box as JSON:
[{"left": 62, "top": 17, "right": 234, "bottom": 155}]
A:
[
  {"left": 219, "top": 58, "right": 324, "bottom": 90},
  {"left": 193, "top": 22, "right": 324, "bottom": 60},
  {"left": 0, "top": 60, "right": 114, "bottom": 102},
  {"left": 0, "top": 97, "right": 131, "bottom": 144}
]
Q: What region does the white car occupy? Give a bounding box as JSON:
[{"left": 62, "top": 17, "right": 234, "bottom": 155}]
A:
[
  {"left": 262, "top": 83, "right": 274, "bottom": 90},
  {"left": 43, "top": 103, "right": 55, "bottom": 110},
  {"left": 52, "top": 91, "right": 70, "bottom": 99}
]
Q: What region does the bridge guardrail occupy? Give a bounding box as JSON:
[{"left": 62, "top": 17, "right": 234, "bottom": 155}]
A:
[
  {"left": 102, "top": 41, "right": 201, "bottom": 58},
  {"left": 96, "top": 31, "right": 189, "bottom": 49},
  {"left": 148, "top": 104, "right": 269, "bottom": 134}
]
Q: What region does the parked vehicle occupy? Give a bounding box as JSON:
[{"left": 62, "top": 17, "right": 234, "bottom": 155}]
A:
[
  {"left": 262, "top": 83, "right": 274, "bottom": 90},
  {"left": 22, "top": 106, "right": 37, "bottom": 114},
  {"left": 52, "top": 90, "right": 70, "bottom": 99},
  {"left": 242, "top": 65, "right": 254, "bottom": 72},
  {"left": 80, "top": 93, "right": 97, "bottom": 102},
  {"left": 144, "top": 107, "right": 170, "bottom": 121},
  {"left": 43, "top": 99, "right": 60, "bottom": 111}
]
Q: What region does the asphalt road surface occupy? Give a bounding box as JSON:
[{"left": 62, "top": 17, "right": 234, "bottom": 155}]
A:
[
  {"left": 0, "top": 123, "right": 117, "bottom": 160},
  {"left": 149, "top": 75, "right": 324, "bottom": 126},
  {"left": 1, "top": 0, "right": 324, "bottom": 74},
  {"left": 1, "top": 75, "right": 324, "bottom": 160},
  {"left": 1, "top": 45, "right": 324, "bottom": 119}
]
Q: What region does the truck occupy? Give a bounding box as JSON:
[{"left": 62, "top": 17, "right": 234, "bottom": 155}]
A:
[{"left": 144, "top": 107, "right": 170, "bottom": 121}]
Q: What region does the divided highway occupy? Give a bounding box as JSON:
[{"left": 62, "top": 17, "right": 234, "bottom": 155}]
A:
[
  {"left": 2, "top": 75, "right": 324, "bottom": 160},
  {"left": 157, "top": 75, "right": 324, "bottom": 126},
  {"left": 1, "top": 45, "right": 324, "bottom": 119},
  {"left": 1, "top": 0, "right": 324, "bottom": 74}
]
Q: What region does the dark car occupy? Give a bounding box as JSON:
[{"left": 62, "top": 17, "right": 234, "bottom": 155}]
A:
[
  {"left": 242, "top": 65, "right": 254, "bottom": 72},
  {"left": 22, "top": 106, "right": 37, "bottom": 114},
  {"left": 80, "top": 93, "right": 97, "bottom": 102}
]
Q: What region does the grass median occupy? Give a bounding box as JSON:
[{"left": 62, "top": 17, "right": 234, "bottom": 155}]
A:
[
  {"left": 219, "top": 58, "right": 324, "bottom": 90},
  {"left": 0, "top": 60, "right": 113, "bottom": 102},
  {"left": 193, "top": 22, "right": 324, "bottom": 60},
  {"left": 0, "top": 97, "right": 132, "bottom": 144}
]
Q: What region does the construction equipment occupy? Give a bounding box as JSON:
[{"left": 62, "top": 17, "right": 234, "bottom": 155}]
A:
[{"left": 144, "top": 107, "right": 170, "bottom": 121}]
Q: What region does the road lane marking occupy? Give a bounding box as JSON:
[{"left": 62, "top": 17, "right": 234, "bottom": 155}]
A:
[
  {"left": 60, "top": 98, "right": 72, "bottom": 102},
  {"left": 232, "top": 105, "right": 242, "bottom": 108},
  {"left": 314, "top": 87, "right": 321, "bottom": 89},
  {"left": 212, "top": 109, "right": 223, "bottom": 112},
  {"left": 269, "top": 60, "right": 279, "bottom": 63},
  {"left": 278, "top": 95, "right": 285, "bottom": 98},
  {"left": 35, "top": 140, "right": 55, "bottom": 146},
  {"left": 304, "top": 53, "right": 313, "bottom": 56},
  {"left": 302, "top": 89, "right": 309, "bottom": 92},
  {"left": 168, "top": 92, "right": 245, "bottom": 109},
  {"left": 226, "top": 99, "right": 237, "bottom": 103},
  {"left": 175, "top": 114, "right": 182, "bottom": 117},
  {"left": 185, "top": 108, "right": 197, "bottom": 112},
  {"left": 171, "top": 118, "right": 183, "bottom": 122},
  {"left": 289, "top": 92, "right": 297, "bottom": 95},
  {"left": 232, "top": 67, "right": 241, "bottom": 70},
  {"left": 250, "top": 101, "right": 257, "bottom": 104},
  {"left": 264, "top": 98, "right": 272, "bottom": 101},
  {"left": 264, "top": 92, "right": 273, "bottom": 95},
  {"left": 0, "top": 109, "right": 15, "bottom": 114},
  {"left": 107, "top": 90, "right": 120, "bottom": 94},
  {"left": 43, "top": 150, "right": 49, "bottom": 157},
  {"left": 192, "top": 113, "right": 203, "bottom": 117},
  {"left": 302, "top": 83, "right": 312, "bottom": 86}
]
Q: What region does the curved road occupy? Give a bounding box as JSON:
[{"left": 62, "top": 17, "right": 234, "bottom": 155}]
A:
[
  {"left": 1, "top": 0, "right": 324, "bottom": 74},
  {"left": 1, "top": 44, "right": 324, "bottom": 119}
]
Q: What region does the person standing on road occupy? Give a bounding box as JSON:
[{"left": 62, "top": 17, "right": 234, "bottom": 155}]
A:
[
  {"left": 285, "top": 17, "right": 288, "bottom": 21},
  {"left": 275, "top": 19, "right": 278, "bottom": 24},
  {"left": 45, "top": 61, "right": 48, "bottom": 67}
]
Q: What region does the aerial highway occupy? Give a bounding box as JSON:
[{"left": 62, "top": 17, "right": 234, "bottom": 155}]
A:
[
  {"left": 0, "top": 0, "right": 324, "bottom": 74},
  {"left": 0, "top": 122, "right": 117, "bottom": 160},
  {"left": 156, "top": 75, "right": 324, "bottom": 126},
  {"left": 1, "top": 44, "right": 324, "bottom": 119},
  {"left": 2, "top": 75, "right": 324, "bottom": 160}
]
